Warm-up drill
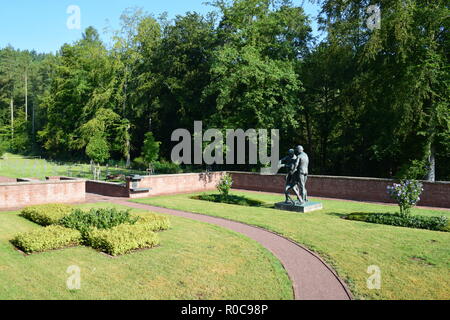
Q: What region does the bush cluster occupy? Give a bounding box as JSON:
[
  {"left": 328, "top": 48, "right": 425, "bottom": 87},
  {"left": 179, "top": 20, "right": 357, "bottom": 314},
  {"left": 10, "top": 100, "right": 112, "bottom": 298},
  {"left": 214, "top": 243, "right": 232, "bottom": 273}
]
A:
[
  {"left": 87, "top": 224, "right": 160, "bottom": 256},
  {"left": 11, "top": 225, "right": 82, "bottom": 253},
  {"left": 60, "top": 208, "right": 138, "bottom": 236},
  {"left": 133, "top": 213, "right": 171, "bottom": 231},
  {"left": 20, "top": 204, "right": 74, "bottom": 226},
  {"left": 14, "top": 205, "right": 170, "bottom": 255},
  {"left": 346, "top": 212, "right": 449, "bottom": 232}
]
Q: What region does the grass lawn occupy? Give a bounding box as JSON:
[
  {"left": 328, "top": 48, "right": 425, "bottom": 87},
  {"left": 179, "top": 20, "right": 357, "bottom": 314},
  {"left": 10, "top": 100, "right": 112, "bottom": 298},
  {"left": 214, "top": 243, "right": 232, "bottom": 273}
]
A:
[
  {"left": 0, "top": 153, "right": 144, "bottom": 181},
  {"left": 0, "top": 202, "right": 292, "bottom": 300},
  {"left": 132, "top": 191, "right": 450, "bottom": 300}
]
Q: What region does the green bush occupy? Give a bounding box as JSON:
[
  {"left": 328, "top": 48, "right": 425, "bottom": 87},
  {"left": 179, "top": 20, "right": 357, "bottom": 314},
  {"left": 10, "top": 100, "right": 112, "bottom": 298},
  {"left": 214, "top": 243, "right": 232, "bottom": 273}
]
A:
[
  {"left": 132, "top": 156, "right": 147, "bottom": 170},
  {"left": 60, "top": 208, "right": 138, "bottom": 237},
  {"left": 192, "top": 194, "right": 266, "bottom": 207},
  {"left": 346, "top": 212, "right": 449, "bottom": 232},
  {"left": 21, "top": 204, "right": 74, "bottom": 226},
  {"left": 216, "top": 173, "right": 233, "bottom": 198},
  {"left": 152, "top": 160, "right": 183, "bottom": 174},
  {"left": 88, "top": 224, "right": 160, "bottom": 256},
  {"left": 133, "top": 213, "right": 171, "bottom": 231},
  {"left": 11, "top": 225, "right": 82, "bottom": 254}
]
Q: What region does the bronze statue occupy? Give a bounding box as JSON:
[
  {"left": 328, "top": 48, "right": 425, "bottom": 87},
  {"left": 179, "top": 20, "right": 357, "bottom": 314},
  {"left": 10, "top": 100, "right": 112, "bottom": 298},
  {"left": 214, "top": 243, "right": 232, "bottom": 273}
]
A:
[
  {"left": 294, "top": 145, "right": 309, "bottom": 204},
  {"left": 280, "top": 149, "right": 302, "bottom": 204},
  {"left": 279, "top": 146, "right": 309, "bottom": 205}
]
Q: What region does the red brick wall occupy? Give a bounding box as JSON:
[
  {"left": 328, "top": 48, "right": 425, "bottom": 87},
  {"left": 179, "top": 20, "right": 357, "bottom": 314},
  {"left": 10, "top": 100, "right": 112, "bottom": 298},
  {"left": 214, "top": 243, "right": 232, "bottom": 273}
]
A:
[
  {"left": 0, "top": 176, "right": 16, "bottom": 183},
  {"left": 86, "top": 180, "right": 129, "bottom": 197},
  {"left": 230, "top": 172, "right": 450, "bottom": 208},
  {"left": 0, "top": 180, "right": 86, "bottom": 209},
  {"left": 128, "top": 172, "right": 226, "bottom": 199}
]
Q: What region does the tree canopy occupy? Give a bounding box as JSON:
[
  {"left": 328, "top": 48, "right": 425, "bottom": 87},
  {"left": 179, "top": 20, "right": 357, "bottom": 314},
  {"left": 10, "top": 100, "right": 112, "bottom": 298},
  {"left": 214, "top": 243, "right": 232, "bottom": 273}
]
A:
[{"left": 0, "top": 0, "right": 448, "bottom": 180}]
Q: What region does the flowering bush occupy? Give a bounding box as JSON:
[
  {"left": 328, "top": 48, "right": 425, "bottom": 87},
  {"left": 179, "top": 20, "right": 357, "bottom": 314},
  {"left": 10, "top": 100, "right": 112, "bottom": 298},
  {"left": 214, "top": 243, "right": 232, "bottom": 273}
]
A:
[
  {"left": 387, "top": 180, "right": 424, "bottom": 215},
  {"left": 217, "top": 173, "right": 233, "bottom": 198}
]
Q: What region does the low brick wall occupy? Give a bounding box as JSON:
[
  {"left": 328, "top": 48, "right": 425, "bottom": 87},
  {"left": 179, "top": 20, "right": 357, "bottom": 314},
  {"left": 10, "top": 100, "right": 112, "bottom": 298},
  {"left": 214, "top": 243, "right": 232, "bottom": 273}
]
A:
[
  {"left": 86, "top": 180, "right": 129, "bottom": 197},
  {"left": 0, "top": 179, "right": 86, "bottom": 209},
  {"left": 229, "top": 172, "right": 450, "bottom": 208},
  {"left": 0, "top": 176, "right": 17, "bottom": 183},
  {"left": 128, "top": 172, "right": 226, "bottom": 199}
]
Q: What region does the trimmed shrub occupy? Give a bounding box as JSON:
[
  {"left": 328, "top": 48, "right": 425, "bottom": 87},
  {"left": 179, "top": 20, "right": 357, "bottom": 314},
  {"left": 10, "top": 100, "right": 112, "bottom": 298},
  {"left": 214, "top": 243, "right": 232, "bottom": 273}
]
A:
[
  {"left": 346, "top": 212, "right": 449, "bottom": 232},
  {"left": 11, "top": 225, "right": 82, "bottom": 254},
  {"left": 21, "top": 204, "right": 74, "bottom": 226},
  {"left": 88, "top": 224, "right": 160, "bottom": 256},
  {"left": 60, "top": 208, "right": 138, "bottom": 237},
  {"left": 133, "top": 213, "right": 171, "bottom": 231},
  {"left": 192, "top": 194, "right": 266, "bottom": 207}
]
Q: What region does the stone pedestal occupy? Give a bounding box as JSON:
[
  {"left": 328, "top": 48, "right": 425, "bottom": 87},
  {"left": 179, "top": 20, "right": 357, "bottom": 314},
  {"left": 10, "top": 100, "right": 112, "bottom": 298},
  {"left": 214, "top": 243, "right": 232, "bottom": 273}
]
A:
[{"left": 275, "top": 201, "right": 323, "bottom": 213}]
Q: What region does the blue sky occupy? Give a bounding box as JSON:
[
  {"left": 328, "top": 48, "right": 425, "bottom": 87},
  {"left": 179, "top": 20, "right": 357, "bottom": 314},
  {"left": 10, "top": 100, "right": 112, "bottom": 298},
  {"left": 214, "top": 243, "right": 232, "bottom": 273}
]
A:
[{"left": 0, "top": 0, "right": 322, "bottom": 53}]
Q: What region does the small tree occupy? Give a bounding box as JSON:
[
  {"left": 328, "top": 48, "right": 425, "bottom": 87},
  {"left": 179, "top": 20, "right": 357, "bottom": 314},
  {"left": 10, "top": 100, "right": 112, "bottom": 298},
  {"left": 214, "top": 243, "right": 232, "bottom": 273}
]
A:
[
  {"left": 86, "top": 134, "right": 110, "bottom": 180},
  {"left": 141, "top": 132, "right": 160, "bottom": 170},
  {"left": 217, "top": 173, "right": 233, "bottom": 199},
  {"left": 387, "top": 180, "right": 424, "bottom": 216}
]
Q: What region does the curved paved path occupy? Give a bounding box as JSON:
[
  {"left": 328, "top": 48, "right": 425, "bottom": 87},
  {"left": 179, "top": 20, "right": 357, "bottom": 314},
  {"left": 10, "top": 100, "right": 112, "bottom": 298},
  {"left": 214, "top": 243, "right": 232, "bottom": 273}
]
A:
[{"left": 99, "top": 196, "right": 352, "bottom": 300}]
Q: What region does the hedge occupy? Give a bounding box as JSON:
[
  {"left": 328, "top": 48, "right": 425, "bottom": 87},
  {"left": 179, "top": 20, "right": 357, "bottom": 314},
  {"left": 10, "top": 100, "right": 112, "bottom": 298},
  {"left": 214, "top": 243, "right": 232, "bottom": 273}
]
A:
[
  {"left": 133, "top": 213, "right": 171, "bottom": 231},
  {"left": 87, "top": 224, "right": 160, "bottom": 256},
  {"left": 192, "top": 194, "right": 266, "bottom": 207},
  {"left": 60, "top": 208, "right": 138, "bottom": 236},
  {"left": 12, "top": 225, "right": 82, "bottom": 254},
  {"left": 21, "top": 204, "right": 74, "bottom": 226},
  {"left": 346, "top": 212, "right": 449, "bottom": 232}
]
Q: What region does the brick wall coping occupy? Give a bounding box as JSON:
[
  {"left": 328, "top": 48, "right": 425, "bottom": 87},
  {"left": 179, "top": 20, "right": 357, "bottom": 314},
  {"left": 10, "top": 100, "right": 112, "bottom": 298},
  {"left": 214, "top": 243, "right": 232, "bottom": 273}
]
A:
[
  {"left": 138, "top": 172, "right": 227, "bottom": 179},
  {"left": 0, "top": 178, "right": 84, "bottom": 187},
  {"left": 86, "top": 180, "right": 124, "bottom": 186},
  {"left": 227, "top": 171, "right": 450, "bottom": 185}
]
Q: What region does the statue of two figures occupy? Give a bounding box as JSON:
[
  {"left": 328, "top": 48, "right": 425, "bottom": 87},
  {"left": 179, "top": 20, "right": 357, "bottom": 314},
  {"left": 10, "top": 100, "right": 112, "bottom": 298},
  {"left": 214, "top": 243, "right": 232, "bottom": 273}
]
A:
[{"left": 279, "top": 145, "right": 309, "bottom": 206}]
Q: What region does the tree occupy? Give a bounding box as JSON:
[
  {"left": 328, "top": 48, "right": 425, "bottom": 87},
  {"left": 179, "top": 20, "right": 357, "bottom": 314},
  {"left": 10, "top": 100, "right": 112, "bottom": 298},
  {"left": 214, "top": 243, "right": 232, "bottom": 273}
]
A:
[
  {"left": 141, "top": 132, "right": 160, "bottom": 168},
  {"left": 86, "top": 133, "right": 110, "bottom": 165}
]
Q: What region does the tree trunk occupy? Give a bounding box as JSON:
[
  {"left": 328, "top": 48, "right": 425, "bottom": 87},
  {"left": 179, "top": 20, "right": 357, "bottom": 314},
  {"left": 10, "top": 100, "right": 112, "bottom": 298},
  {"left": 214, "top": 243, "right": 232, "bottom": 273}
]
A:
[
  {"left": 32, "top": 102, "right": 35, "bottom": 136},
  {"left": 10, "top": 97, "right": 14, "bottom": 140},
  {"left": 24, "top": 71, "right": 28, "bottom": 121},
  {"left": 426, "top": 143, "right": 436, "bottom": 182}
]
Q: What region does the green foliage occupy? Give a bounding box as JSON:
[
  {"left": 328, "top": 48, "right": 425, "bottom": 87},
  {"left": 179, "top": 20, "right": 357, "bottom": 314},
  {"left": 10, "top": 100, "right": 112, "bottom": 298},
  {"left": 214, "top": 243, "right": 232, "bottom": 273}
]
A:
[
  {"left": 346, "top": 212, "right": 449, "bottom": 232},
  {"left": 60, "top": 208, "right": 138, "bottom": 237},
  {"left": 216, "top": 173, "right": 233, "bottom": 198},
  {"left": 133, "top": 213, "right": 171, "bottom": 231},
  {"left": 0, "top": 139, "right": 8, "bottom": 157},
  {"left": 397, "top": 160, "right": 428, "bottom": 180},
  {"left": 152, "top": 160, "right": 182, "bottom": 174},
  {"left": 20, "top": 204, "right": 74, "bottom": 226},
  {"left": 193, "top": 194, "right": 265, "bottom": 207},
  {"left": 87, "top": 224, "right": 160, "bottom": 256},
  {"left": 11, "top": 225, "right": 82, "bottom": 253},
  {"left": 86, "top": 134, "right": 110, "bottom": 164},
  {"left": 387, "top": 180, "right": 424, "bottom": 215},
  {"left": 1, "top": 0, "right": 449, "bottom": 181},
  {"left": 141, "top": 132, "right": 160, "bottom": 166}
]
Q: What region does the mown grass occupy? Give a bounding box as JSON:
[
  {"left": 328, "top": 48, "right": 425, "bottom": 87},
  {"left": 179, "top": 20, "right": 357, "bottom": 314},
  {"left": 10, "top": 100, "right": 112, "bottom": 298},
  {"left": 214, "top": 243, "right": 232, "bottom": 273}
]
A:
[
  {"left": 0, "top": 153, "right": 144, "bottom": 181},
  {"left": 132, "top": 191, "right": 450, "bottom": 300},
  {"left": 0, "top": 202, "right": 292, "bottom": 300}
]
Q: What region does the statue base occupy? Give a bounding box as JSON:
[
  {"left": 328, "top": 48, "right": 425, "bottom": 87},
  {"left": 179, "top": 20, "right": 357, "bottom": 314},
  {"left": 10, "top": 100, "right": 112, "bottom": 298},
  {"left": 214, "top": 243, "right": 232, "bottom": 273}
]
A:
[{"left": 274, "top": 201, "right": 323, "bottom": 213}]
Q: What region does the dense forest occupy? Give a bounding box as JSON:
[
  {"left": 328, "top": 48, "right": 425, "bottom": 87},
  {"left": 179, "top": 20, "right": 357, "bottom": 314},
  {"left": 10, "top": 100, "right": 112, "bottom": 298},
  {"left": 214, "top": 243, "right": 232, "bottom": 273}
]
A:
[{"left": 0, "top": 0, "right": 448, "bottom": 180}]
